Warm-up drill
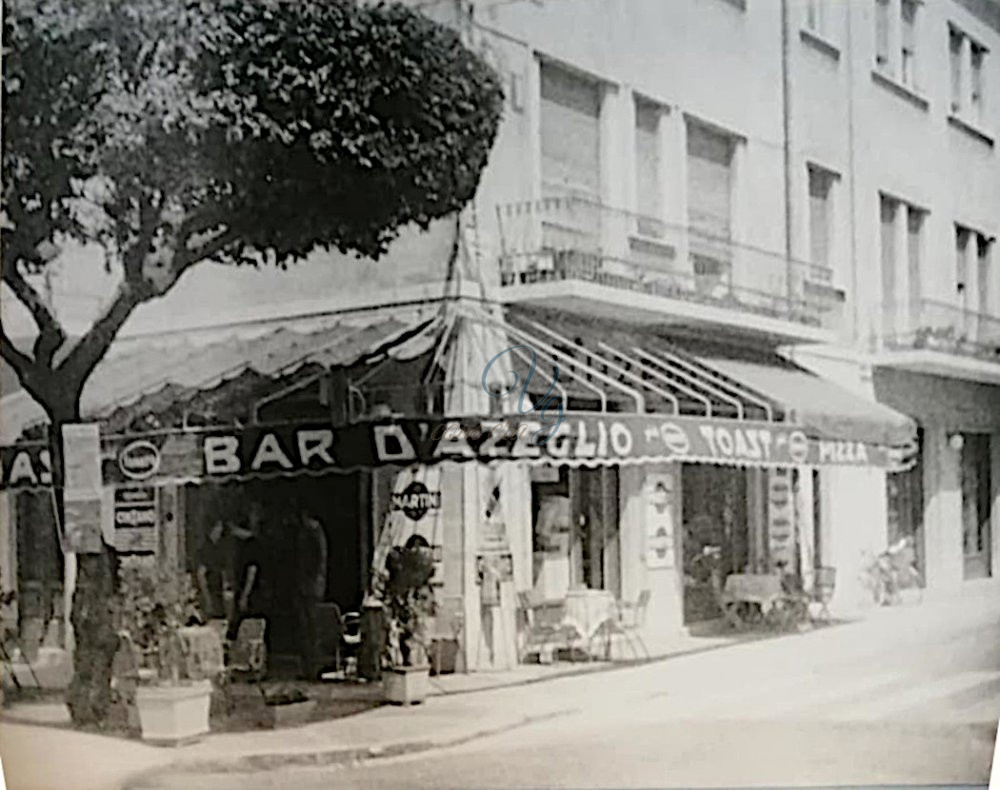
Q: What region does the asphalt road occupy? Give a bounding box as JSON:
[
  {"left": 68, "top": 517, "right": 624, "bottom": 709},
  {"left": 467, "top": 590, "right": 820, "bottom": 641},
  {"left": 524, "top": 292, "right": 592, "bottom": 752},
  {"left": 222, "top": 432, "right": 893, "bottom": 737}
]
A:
[{"left": 140, "top": 598, "right": 1000, "bottom": 788}]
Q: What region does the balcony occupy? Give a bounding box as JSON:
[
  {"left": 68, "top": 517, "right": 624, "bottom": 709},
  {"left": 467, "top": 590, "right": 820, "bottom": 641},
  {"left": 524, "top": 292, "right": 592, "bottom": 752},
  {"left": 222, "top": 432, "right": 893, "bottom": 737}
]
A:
[
  {"left": 494, "top": 195, "right": 843, "bottom": 343},
  {"left": 875, "top": 299, "right": 1000, "bottom": 384}
]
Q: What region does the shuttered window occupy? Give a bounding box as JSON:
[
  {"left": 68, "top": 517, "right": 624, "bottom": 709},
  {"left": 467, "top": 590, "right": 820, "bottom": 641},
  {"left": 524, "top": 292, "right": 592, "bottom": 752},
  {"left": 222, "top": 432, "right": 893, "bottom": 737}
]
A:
[
  {"left": 808, "top": 167, "right": 833, "bottom": 267},
  {"left": 635, "top": 100, "right": 661, "bottom": 221},
  {"left": 686, "top": 122, "right": 734, "bottom": 241},
  {"left": 540, "top": 63, "right": 602, "bottom": 200}
]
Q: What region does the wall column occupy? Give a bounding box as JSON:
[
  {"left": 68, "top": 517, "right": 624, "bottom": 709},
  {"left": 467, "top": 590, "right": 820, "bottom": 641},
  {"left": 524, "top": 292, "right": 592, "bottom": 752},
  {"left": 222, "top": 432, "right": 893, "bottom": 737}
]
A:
[
  {"left": 823, "top": 466, "right": 888, "bottom": 614},
  {"left": 664, "top": 111, "right": 690, "bottom": 275},
  {"left": 619, "top": 463, "right": 685, "bottom": 654},
  {"left": 923, "top": 426, "right": 964, "bottom": 595}
]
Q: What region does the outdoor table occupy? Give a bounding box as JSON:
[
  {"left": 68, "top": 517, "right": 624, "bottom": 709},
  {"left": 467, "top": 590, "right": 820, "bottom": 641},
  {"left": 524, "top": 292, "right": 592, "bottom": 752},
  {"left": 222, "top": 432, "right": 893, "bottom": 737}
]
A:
[
  {"left": 721, "top": 574, "right": 784, "bottom": 629},
  {"left": 563, "top": 589, "right": 616, "bottom": 635}
]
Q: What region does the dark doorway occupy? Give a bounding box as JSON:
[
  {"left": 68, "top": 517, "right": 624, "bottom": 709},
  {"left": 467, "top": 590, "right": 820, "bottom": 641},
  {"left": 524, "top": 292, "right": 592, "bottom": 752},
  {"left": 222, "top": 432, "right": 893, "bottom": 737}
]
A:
[{"left": 681, "top": 464, "right": 749, "bottom": 624}]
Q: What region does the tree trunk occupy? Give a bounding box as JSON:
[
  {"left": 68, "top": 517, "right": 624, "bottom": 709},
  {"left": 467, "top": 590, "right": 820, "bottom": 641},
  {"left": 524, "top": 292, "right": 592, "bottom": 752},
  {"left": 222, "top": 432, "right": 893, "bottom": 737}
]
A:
[{"left": 47, "top": 401, "right": 120, "bottom": 727}]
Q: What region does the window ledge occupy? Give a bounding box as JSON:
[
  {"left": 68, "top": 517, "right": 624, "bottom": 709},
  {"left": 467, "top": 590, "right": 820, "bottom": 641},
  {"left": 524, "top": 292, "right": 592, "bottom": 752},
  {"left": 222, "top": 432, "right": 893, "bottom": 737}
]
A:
[
  {"left": 800, "top": 28, "right": 840, "bottom": 60},
  {"left": 871, "top": 68, "right": 930, "bottom": 111},
  {"left": 947, "top": 113, "right": 995, "bottom": 148}
]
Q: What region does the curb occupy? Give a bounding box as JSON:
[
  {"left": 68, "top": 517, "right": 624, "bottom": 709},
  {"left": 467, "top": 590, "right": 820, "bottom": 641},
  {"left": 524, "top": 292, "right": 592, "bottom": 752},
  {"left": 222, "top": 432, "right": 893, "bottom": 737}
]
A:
[{"left": 121, "top": 708, "right": 578, "bottom": 788}]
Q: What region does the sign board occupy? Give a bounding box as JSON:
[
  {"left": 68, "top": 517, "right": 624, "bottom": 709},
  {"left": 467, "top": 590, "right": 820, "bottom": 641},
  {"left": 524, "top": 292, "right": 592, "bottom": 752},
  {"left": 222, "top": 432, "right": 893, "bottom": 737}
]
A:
[
  {"left": 63, "top": 498, "right": 103, "bottom": 554},
  {"left": 767, "top": 468, "right": 795, "bottom": 569},
  {"left": 1, "top": 411, "right": 908, "bottom": 491},
  {"left": 62, "top": 424, "right": 104, "bottom": 554},
  {"left": 62, "top": 424, "right": 102, "bottom": 493},
  {"left": 113, "top": 486, "right": 158, "bottom": 554},
  {"left": 389, "top": 481, "right": 441, "bottom": 522},
  {"left": 645, "top": 471, "right": 676, "bottom": 569}
]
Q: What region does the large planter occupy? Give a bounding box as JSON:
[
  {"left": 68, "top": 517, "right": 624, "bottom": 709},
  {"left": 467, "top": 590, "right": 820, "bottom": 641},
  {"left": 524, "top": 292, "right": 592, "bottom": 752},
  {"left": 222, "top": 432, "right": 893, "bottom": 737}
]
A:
[
  {"left": 135, "top": 680, "right": 212, "bottom": 746},
  {"left": 261, "top": 698, "right": 317, "bottom": 728},
  {"left": 383, "top": 664, "right": 430, "bottom": 705}
]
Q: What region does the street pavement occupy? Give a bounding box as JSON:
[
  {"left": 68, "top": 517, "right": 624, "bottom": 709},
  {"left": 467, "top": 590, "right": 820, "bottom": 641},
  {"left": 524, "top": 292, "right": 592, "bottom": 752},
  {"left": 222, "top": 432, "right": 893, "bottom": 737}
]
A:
[{"left": 128, "top": 586, "right": 1000, "bottom": 789}]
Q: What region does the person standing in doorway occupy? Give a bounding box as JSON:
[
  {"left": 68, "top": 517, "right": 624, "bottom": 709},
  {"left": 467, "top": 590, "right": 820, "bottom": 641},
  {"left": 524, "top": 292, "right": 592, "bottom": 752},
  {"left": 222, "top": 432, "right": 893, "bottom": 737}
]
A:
[
  {"left": 196, "top": 520, "right": 230, "bottom": 621},
  {"left": 295, "top": 507, "right": 328, "bottom": 680},
  {"left": 227, "top": 501, "right": 265, "bottom": 642}
]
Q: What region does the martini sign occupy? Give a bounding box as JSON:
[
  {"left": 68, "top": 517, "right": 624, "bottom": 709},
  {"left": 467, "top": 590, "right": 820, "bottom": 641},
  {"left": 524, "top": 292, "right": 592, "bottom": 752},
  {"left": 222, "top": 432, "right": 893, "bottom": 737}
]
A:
[{"left": 390, "top": 481, "right": 441, "bottom": 522}]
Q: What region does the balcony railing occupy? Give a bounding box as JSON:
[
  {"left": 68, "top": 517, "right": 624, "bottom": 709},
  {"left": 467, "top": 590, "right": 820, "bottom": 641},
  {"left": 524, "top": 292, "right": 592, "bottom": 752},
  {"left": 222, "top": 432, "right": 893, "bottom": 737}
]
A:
[
  {"left": 495, "top": 195, "right": 841, "bottom": 329},
  {"left": 880, "top": 299, "right": 1000, "bottom": 362}
]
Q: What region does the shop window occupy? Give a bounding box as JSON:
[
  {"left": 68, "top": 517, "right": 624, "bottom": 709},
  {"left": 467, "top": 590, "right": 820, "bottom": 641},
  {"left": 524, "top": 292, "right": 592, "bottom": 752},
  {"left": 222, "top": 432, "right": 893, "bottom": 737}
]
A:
[
  {"left": 529, "top": 466, "right": 619, "bottom": 599},
  {"left": 961, "top": 433, "right": 993, "bottom": 580},
  {"left": 886, "top": 428, "right": 925, "bottom": 578},
  {"left": 681, "top": 464, "right": 750, "bottom": 624}
]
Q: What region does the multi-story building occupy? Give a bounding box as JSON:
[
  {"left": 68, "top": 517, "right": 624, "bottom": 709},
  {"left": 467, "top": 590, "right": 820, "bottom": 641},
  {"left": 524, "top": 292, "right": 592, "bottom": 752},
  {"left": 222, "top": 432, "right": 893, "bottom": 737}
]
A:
[
  {"left": 410, "top": 0, "right": 999, "bottom": 648},
  {"left": 1, "top": 0, "right": 996, "bottom": 677}
]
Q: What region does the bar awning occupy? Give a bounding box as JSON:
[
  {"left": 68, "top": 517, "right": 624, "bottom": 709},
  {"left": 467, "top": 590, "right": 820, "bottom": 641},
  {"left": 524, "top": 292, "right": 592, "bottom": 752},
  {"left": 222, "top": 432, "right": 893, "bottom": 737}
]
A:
[
  {"left": 696, "top": 356, "right": 916, "bottom": 447},
  {"left": 503, "top": 304, "right": 917, "bottom": 458}
]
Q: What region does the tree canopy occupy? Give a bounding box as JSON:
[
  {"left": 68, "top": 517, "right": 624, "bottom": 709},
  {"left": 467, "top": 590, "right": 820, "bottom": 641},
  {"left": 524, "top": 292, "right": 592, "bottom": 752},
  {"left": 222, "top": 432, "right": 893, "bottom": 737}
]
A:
[
  {"left": 1, "top": 0, "right": 503, "bottom": 727},
  {"left": 1, "top": 0, "right": 504, "bottom": 417}
]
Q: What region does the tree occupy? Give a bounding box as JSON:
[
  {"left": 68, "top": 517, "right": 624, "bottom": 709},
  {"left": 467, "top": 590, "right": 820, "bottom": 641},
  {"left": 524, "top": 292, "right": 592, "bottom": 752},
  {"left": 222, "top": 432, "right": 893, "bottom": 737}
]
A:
[{"left": 1, "top": 0, "right": 503, "bottom": 725}]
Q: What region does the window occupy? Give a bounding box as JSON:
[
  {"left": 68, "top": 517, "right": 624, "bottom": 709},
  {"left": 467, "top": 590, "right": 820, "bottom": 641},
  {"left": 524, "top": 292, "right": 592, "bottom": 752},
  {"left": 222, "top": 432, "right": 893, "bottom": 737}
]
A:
[
  {"left": 956, "top": 225, "right": 994, "bottom": 318},
  {"left": 900, "top": 0, "right": 918, "bottom": 87},
  {"left": 906, "top": 206, "right": 923, "bottom": 319},
  {"left": 976, "top": 233, "right": 992, "bottom": 317},
  {"left": 875, "top": 0, "right": 890, "bottom": 69},
  {"left": 539, "top": 62, "right": 602, "bottom": 200},
  {"left": 805, "top": 0, "right": 824, "bottom": 35},
  {"left": 687, "top": 122, "right": 736, "bottom": 287},
  {"left": 950, "top": 28, "right": 963, "bottom": 111},
  {"left": 880, "top": 196, "right": 898, "bottom": 335},
  {"left": 880, "top": 194, "right": 924, "bottom": 336},
  {"left": 634, "top": 99, "right": 662, "bottom": 226},
  {"left": 687, "top": 122, "right": 734, "bottom": 241},
  {"left": 971, "top": 44, "right": 986, "bottom": 119},
  {"left": 950, "top": 26, "right": 989, "bottom": 124},
  {"left": 956, "top": 225, "right": 972, "bottom": 298},
  {"left": 808, "top": 166, "right": 835, "bottom": 268}
]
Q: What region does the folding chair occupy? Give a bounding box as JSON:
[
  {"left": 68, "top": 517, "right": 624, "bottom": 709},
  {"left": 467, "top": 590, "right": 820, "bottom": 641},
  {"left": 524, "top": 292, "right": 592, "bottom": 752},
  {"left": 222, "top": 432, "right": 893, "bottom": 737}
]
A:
[{"left": 605, "top": 590, "right": 651, "bottom": 660}]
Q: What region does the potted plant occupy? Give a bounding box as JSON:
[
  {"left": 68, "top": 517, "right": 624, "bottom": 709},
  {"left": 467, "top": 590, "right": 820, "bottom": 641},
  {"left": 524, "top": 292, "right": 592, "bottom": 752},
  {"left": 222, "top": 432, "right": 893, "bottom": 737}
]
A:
[
  {"left": 378, "top": 542, "right": 436, "bottom": 705},
  {"left": 117, "top": 558, "right": 213, "bottom": 745},
  {"left": 259, "top": 683, "right": 316, "bottom": 728}
]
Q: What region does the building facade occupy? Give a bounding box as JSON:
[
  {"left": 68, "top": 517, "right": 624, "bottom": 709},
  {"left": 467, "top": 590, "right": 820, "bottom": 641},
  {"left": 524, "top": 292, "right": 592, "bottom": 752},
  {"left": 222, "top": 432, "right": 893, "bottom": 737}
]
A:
[
  {"left": 1, "top": 0, "right": 997, "bottom": 679},
  {"left": 414, "top": 0, "right": 1000, "bottom": 634}
]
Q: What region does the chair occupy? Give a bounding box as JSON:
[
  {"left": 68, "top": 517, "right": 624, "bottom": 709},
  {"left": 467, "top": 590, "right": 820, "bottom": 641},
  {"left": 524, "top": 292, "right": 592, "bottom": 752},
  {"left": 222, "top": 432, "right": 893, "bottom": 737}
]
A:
[
  {"left": 341, "top": 610, "right": 362, "bottom": 678},
  {"left": 812, "top": 567, "right": 836, "bottom": 622},
  {"left": 516, "top": 591, "right": 578, "bottom": 664},
  {"left": 227, "top": 617, "right": 267, "bottom": 681},
  {"left": 429, "top": 596, "right": 464, "bottom": 676},
  {"left": 606, "top": 590, "right": 650, "bottom": 660}
]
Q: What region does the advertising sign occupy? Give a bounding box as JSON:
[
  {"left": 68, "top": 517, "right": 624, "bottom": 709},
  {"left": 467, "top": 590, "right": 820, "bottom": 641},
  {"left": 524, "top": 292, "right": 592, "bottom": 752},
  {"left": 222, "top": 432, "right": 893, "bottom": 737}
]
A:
[
  {"left": 767, "top": 468, "right": 795, "bottom": 569},
  {"left": 62, "top": 424, "right": 103, "bottom": 554},
  {"left": 113, "top": 486, "right": 158, "bottom": 554},
  {"left": 645, "top": 471, "right": 677, "bottom": 570},
  {"left": 0, "top": 410, "right": 904, "bottom": 491}
]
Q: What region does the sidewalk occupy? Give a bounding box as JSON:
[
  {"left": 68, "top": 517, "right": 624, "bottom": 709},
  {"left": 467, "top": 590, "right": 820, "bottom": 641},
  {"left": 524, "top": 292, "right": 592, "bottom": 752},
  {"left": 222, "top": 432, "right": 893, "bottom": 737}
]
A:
[{"left": 2, "top": 583, "right": 996, "bottom": 790}]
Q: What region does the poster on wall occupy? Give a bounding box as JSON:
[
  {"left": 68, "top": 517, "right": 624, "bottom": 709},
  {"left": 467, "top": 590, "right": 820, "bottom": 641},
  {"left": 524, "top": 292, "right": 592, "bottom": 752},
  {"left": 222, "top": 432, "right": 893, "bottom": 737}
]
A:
[
  {"left": 373, "top": 466, "right": 445, "bottom": 587},
  {"left": 645, "top": 471, "right": 676, "bottom": 569},
  {"left": 62, "top": 424, "right": 104, "bottom": 554},
  {"left": 113, "top": 486, "right": 158, "bottom": 554},
  {"left": 768, "top": 468, "right": 795, "bottom": 569}
]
